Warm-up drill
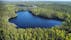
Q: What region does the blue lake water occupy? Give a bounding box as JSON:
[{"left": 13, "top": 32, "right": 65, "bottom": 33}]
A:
[{"left": 9, "top": 11, "right": 62, "bottom": 28}]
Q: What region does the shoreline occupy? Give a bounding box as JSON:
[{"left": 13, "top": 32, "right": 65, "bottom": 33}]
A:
[{"left": 9, "top": 10, "right": 64, "bottom": 22}]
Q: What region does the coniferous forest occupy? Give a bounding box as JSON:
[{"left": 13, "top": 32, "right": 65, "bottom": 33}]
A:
[{"left": 0, "top": 1, "right": 71, "bottom": 40}]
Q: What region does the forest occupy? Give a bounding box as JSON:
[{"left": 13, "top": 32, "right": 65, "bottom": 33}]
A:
[{"left": 0, "top": 1, "right": 71, "bottom": 40}]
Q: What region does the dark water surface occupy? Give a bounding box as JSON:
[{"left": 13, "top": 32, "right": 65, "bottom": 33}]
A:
[{"left": 9, "top": 11, "right": 62, "bottom": 28}]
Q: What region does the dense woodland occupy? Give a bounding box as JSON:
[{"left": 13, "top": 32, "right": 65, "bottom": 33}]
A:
[{"left": 0, "top": 2, "right": 71, "bottom": 40}]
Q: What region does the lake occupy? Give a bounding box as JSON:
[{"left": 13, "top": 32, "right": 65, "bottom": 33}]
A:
[{"left": 9, "top": 11, "right": 62, "bottom": 28}]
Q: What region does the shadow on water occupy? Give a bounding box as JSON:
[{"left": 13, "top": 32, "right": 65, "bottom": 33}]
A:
[{"left": 9, "top": 11, "right": 62, "bottom": 28}]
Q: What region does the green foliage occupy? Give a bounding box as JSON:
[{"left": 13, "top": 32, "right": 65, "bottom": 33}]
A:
[{"left": 0, "top": 2, "right": 71, "bottom": 40}]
